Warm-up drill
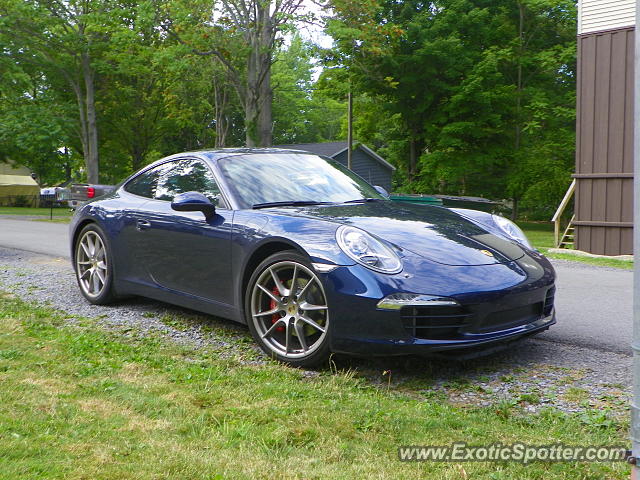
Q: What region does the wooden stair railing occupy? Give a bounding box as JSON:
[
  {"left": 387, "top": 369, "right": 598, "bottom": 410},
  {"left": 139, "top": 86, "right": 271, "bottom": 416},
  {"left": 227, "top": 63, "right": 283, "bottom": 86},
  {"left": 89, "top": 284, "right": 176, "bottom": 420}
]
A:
[
  {"left": 558, "top": 215, "right": 575, "bottom": 249},
  {"left": 551, "top": 179, "right": 576, "bottom": 248}
]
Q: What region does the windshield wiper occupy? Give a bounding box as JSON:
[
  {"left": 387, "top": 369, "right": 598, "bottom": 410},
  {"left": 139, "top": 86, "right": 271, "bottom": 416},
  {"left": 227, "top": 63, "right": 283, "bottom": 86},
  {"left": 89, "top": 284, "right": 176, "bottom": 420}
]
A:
[
  {"left": 252, "top": 200, "right": 333, "bottom": 209},
  {"left": 341, "top": 198, "right": 384, "bottom": 204}
]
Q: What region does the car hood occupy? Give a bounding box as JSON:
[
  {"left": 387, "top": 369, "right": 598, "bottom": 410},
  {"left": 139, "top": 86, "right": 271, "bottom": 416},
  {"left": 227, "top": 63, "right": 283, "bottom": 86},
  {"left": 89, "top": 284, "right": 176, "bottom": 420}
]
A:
[{"left": 272, "top": 201, "right": 526, "bottom": 266}]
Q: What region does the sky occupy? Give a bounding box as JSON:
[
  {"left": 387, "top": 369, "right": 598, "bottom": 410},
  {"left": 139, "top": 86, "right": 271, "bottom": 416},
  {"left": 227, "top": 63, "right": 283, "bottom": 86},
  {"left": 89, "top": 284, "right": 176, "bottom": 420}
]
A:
[{"left": 296, "top": 0, "right": 334, "bottom": 49}]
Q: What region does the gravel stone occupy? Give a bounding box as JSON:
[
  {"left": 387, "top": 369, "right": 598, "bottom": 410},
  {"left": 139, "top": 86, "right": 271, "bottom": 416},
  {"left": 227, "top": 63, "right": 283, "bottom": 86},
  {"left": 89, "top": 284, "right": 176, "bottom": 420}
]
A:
[{"left": 0, "top": 246, "right": 632, "bottom": 418}]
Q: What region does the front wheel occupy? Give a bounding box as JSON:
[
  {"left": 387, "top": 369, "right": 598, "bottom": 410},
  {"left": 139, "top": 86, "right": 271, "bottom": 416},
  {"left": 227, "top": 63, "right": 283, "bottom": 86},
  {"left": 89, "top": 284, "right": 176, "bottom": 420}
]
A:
[{"left": 246, "top": 251, "right": 331, "bottom": 367}]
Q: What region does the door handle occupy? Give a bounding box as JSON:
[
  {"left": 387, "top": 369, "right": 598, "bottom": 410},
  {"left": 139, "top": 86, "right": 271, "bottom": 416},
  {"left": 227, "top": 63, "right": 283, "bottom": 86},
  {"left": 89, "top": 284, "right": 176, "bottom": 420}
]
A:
[{"left": 136, "top": 219, "right": 151, "bottom": 231}]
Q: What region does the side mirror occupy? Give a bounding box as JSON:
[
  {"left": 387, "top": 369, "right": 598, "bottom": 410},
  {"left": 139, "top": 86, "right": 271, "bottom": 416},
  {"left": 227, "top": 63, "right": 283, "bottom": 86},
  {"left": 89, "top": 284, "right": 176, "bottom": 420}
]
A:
[
  {"left": 373, "top": 185, "right": 390, "bottom": 199},
  {"left": 171, "top": 191, "right": 215, "bottom": 220}
]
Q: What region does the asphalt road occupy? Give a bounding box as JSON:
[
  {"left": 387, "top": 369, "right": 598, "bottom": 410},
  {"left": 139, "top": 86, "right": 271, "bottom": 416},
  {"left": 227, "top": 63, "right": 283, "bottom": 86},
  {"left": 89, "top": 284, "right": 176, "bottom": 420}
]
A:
[
  {"left": 551, "top": 261, "right": 632, "bottom": 355},
  {"left": 0, "top": 217, "right": 633, "bottom": 356},
  {"left": 0, "top": 217, "right": 70, "bottom": 258}
]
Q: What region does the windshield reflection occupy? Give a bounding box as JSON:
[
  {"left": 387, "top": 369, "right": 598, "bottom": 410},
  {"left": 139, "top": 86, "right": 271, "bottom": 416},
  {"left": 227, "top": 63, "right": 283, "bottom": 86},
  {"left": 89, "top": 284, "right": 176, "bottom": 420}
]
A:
[{"left": 218, "top": 153, "right": 384, "bottom": 208}]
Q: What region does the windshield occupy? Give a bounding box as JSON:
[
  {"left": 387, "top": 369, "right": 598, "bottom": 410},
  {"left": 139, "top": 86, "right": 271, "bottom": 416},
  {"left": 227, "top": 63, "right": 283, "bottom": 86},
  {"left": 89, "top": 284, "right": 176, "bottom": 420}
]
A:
[{"left": 217, "top": 153, "right": 385, "bottom": 208}]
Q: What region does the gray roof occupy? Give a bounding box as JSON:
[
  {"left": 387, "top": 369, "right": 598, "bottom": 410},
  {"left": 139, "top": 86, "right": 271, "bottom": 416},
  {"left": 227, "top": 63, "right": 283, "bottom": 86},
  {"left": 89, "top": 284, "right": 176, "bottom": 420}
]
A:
[{"left": 275, "top": 141, "right": 395, "bottom": 171}]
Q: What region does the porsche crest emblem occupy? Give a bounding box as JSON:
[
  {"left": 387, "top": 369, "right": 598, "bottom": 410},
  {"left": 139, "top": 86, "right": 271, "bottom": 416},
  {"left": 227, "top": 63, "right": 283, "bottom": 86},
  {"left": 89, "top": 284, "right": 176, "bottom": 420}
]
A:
[{"left": 480, "top": 249, "right": 494, "bottom": 257}]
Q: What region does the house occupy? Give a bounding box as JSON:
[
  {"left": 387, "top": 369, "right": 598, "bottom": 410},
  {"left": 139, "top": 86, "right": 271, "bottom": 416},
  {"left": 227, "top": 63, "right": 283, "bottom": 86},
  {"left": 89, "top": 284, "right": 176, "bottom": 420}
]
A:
[
  {"left": 275, "top": 141, "right": 396, "bottom": 193},
  {"left": 573, "top": 0, "right": 635, "bottom": 255}
]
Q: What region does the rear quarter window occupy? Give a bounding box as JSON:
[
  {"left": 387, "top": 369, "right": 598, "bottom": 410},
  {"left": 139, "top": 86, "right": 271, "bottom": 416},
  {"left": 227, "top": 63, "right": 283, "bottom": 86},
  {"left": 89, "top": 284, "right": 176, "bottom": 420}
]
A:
[{"left": 124, "top": 167, "right": 164, "bottom": 198}]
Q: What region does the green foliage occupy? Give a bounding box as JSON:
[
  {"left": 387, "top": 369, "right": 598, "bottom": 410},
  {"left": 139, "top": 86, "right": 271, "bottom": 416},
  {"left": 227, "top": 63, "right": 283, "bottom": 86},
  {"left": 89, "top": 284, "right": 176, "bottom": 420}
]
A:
[
  {"left": 0, "top": 7, "right": 79, "bottom": 185},
  {"left": 0, "top": 84, "right": 76, "bottom": 185},
  {"left": 272, "top": 36, "right": 345, "bottom": 144},
  {"left": 327, "top": 0, "right": 577, "bottom": 217},
  {"left": 1, "top": 0, "right": 577, "bottom": 218}
]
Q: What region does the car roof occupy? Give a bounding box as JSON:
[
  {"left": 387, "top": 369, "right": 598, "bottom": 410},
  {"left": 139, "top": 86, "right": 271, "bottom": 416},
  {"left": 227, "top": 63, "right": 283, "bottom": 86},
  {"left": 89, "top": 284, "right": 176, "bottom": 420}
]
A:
[
  {"left": 164, "top": 148, "right": 317, "bottom": 163},
  {"left": 127, "top": 148, "right": 319, "bottom": 181}
]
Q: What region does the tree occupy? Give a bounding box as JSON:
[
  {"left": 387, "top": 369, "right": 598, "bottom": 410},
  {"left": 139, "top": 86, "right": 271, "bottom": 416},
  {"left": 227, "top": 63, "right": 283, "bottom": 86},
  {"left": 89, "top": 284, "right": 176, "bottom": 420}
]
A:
[
  {"left": 0, "top": 0, "right": 124, "bottom": 183},
  {"left": 501, "top": 0, "right": 576, "bottom": 218},
  {"left": 326, "top": 0, "right": 576, "bottom": 217},
  {"left": 271, "top": 35, "right": 344, "bottom": 144},
  {"left": 96, "top": 8, "right": 245, "bottom": 180},
  {"left": 97, "top": 0, "right": 178, "bottom": 176},
  {"left": 156, "top": 46, "right": 244, "bottom": 151},
  {"left": 161, "top": 0, "right": 309, "bottom": 147},
  {"left": 0, "top": 38, "right": 80, "bottom": 185}
]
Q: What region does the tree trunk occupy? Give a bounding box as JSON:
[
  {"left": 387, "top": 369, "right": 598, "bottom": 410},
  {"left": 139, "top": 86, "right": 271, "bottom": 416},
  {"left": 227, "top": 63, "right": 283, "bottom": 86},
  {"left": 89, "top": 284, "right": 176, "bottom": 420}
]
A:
[
  {"left": 408, "top": 136, "right": 417, "bottom": 183},
  {"left": 213, "top": 76, "right": 229, "bottom": 148},
  {"left": 64, "top": 147, "right": 71, "bottom": 181},
  {"left": 244, "top": 63, "right": 272, "bottom": 147},
  {"left": 244, "top": 91, "right": 259, "bottom": 147},
  {"left": 512, "top": 1, "right": 525, "bottom": 221},
  {"left": 244, "top": 39, "right": 260, "bottom": 147},
  {"left": 131, "top": 145, "right": 145, "bottom": 171},
  {"left": 515, "top": 1, "right": 524, "bottom": 153},
  {"left": 243, "top": 2, "right": 273, "bottom": 147},
  {"left": 81, "top": 51, "right": 99, "bottom": 183},
  {"left": 72, "top": 83, "right": 89, "bottom": 170},
  {"left": 257, "top": 3, "right": 273, "bottom": 147},
  {"left": 258, "top": 64, "right": 272, "bottom": 146},
  {"left": 64, "top": 67, "right": 90, "bottom": 178},
  {"left": 511, "top": 196, "right": 519, "bottom": 221}
]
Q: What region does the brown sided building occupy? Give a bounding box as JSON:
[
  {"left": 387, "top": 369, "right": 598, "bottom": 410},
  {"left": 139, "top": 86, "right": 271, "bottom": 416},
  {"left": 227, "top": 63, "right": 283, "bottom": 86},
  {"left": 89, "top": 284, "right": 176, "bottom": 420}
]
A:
[{"left": 574, "top": 0, "right": 635, "bottom": 255}]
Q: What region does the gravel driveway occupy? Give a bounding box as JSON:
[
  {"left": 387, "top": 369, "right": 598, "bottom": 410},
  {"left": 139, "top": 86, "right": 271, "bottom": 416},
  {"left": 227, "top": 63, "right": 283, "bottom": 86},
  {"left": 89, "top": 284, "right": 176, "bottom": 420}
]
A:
[{"left": 0, "top": 244, "right": 631, "bottom": 418}]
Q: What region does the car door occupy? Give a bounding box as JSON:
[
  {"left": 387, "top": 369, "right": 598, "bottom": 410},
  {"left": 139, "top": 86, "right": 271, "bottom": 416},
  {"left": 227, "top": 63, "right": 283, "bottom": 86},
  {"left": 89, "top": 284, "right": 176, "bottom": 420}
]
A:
[
  {"left": 135, "top": 158, "right": 234, "bottom": 306},
  {"left": 117, "top": 165, "right": 167, "bottom": 286}
]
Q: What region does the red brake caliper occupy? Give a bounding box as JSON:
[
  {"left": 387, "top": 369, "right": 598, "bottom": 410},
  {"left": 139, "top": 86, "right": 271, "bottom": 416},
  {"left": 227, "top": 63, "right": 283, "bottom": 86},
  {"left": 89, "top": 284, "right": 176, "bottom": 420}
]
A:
[{"left": 270, "top": 286, "right": 285, "bottom": 332}]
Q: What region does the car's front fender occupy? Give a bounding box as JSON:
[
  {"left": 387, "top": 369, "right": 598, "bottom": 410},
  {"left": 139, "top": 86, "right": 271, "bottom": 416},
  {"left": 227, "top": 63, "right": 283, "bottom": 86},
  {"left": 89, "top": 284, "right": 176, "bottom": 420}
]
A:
[{"left": 232, "top": 210, "right": 356, "bottom": 267}]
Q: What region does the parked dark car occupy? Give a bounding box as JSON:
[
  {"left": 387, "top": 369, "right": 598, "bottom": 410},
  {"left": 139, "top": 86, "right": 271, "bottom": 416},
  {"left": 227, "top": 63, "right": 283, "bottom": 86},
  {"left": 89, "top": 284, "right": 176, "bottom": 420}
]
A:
[
  {"left": 69, "top": 149, "right": 556, "bottom": 366},
  {"left": 68, "top": 183, "right": 115, "bottom": 209}
]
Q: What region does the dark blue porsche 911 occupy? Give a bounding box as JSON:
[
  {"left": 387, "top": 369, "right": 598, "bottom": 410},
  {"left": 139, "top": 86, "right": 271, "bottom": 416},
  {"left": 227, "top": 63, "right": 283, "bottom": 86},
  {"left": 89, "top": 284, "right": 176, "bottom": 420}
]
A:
[{"left": 70, "top": 148, "right": 556, "bottom": 366}]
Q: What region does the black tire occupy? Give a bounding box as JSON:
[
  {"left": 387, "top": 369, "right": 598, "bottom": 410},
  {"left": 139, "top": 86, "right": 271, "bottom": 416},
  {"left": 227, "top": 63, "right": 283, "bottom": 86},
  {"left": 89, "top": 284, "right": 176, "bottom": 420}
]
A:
[
  {"left": 245, "top": 251, "right": 331, "bottom": 367},
  {"left": 74, "top": 223, "right": 117, "bottom": 305}
]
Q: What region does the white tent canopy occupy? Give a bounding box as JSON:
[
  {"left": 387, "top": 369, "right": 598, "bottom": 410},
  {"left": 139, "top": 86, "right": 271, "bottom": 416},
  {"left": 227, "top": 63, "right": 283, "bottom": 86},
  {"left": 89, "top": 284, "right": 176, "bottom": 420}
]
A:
[{"left": 0, "top": 162, "right": 39, "bottom": 206}]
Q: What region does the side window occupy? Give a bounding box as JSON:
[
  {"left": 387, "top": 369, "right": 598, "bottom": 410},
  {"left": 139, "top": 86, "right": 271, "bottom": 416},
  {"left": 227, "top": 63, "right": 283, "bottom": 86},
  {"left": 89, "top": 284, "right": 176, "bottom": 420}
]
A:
[
  {"left": 124, "top": 164, "right": 166, "bottom": 198},
  {"left": 154, "top": 159, "right": 223, "bottom": 206}
]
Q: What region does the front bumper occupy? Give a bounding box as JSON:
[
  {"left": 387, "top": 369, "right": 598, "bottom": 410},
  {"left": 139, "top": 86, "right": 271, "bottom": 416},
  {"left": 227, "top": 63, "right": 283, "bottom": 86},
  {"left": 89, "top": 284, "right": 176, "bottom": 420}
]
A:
[
  {"left": 319, "top": 250, "right": 557, "bottom": 357},
  {"left": 330, "top": 309, "right": 555, "bottom": 357}
]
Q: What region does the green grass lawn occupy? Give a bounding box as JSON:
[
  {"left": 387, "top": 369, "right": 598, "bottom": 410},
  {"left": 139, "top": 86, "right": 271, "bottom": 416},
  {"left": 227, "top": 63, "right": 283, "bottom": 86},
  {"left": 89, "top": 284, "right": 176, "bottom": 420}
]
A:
[
  {"left": 517, "top": 222, "right": 556, "bottom": 249},
  {"left": 539, "top": 250, "right": 633, "bottom": 270},
  {"left": 0, "top": 206, "right": 73, "bottom": 217},
  {"left": 517, "top": 221, "right": 633, "bottom": 270},
  {"left": 0, "top": 294, "right": 629, "bottom": 479},
  {"left": 32, "top": 217, "right": 72, "bottom": 224}
]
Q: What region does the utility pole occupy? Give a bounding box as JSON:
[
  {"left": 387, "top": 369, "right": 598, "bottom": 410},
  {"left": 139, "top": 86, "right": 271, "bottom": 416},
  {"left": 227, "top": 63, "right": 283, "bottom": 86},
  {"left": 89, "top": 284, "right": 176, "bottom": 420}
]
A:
[
  {"left": 632, "top": 0, "right": 640, "bottom": 476},
  {"left": 347, "top": 90, "right": 353, "bottom": 170}
]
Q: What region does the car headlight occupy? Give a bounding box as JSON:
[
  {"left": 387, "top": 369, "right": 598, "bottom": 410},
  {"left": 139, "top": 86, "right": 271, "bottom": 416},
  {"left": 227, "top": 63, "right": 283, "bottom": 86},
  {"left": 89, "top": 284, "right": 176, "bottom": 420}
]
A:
[
  {"left": 491, "top": 215, "right": 532, "bottom": 249},
  {"left": 336, "top": 225, "right": 402, "bottom": 274}
]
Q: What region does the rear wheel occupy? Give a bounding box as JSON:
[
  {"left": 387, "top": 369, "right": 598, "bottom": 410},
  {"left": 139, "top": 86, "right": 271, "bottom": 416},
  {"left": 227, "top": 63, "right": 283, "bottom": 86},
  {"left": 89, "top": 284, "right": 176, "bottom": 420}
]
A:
[
  {"left": 246, "top": 251, "right": 331, "bottom": 367},
  {"left": 74, "top": 224, "right": 116, "bottom": 304}
]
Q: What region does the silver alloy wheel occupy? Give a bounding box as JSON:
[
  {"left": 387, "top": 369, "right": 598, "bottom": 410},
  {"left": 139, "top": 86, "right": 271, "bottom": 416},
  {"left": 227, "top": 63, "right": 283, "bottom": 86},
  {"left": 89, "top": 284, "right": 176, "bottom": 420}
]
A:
[
  {"left": 250, "top": 261, "right": 329, "bottom": 359},
  {"left": 76, "top": 230, "right": 108, "bottom": 298}
]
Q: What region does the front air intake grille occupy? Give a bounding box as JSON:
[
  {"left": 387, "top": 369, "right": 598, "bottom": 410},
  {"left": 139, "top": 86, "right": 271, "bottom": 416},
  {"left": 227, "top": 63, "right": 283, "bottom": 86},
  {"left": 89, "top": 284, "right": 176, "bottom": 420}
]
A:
[
  {"left": 543, "top": 286, "right": 555, "bottom": 317},
  {"left": 473, "top": 303, "right": 543, "bottom": 333},
  {"left": 401, "top": 305, "right": 473, "bottom": 340}
]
